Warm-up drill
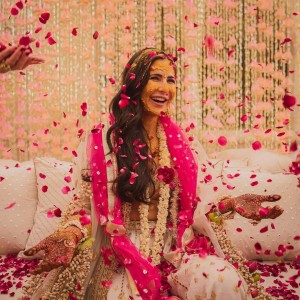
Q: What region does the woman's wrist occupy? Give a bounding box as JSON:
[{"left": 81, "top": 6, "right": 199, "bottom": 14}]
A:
[{"left": 64, "top": 226, "right": 84, "bottom": 243}]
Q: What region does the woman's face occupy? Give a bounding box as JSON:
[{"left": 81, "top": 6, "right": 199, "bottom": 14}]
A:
[{"left": 141, "top": 58, "right": 176, "bottom": 116}]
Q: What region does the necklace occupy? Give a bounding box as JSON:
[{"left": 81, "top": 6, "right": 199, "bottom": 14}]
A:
[{"left": 138, "top": 122, "right": 179, "bottom": 265}]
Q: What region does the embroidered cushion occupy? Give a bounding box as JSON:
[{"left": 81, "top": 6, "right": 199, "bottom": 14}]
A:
[
  {"left": 23, "top": 158, "right": 74, "bottom": 252},
  {"left": 0, "top": 161, "right": 38, "bottom": 254}
]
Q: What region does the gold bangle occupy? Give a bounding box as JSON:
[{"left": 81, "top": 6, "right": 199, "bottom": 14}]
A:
[{"left": 0, "top": 62, "right": 11, "bottom": 73}]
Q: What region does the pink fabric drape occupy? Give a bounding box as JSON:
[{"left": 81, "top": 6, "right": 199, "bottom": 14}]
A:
[{"left": 87, "top": 115, "right": 198, "bottom": 299}]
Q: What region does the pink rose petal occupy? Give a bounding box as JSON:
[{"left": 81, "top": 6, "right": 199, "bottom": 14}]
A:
[
  {"left": 39, "top": 173, "right": 46, "bottom": 179},
  {"left": 4, "top": 202, "right": 16, "bottom": 209},
  {"left": 254, "top": 242, "right": 262, "bottom": 254},
  {"left": 93, "top": 31, "right": 99, "bottom": 39},
  {"left": 61, "top": 186, "right": 71, "bottom": 194},
  {"left": 11, "top": 7, "right": 19, "bottom": 15},
  {"left": 42, "top": 185, "right": 48, "bottom": 192},
  {"left": 71, "top": 28, "right": 78, "bottom": 36},
  {"left": 48, "top": 37, "right": 56, "bottom": 45},
  {"left": 217, "top": 136, "right": 227, "bottom": 146},
  {"left": 252, "top": 141, "right": 262, "bottom": 150},
  {"left": 64, "top": 176, "right": 72, "bottom": 183},
  {"left": 260, "top": 225, "right": 268, "bottom": 233}
]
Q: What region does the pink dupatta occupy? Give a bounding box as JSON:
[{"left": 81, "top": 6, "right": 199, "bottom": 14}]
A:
[{"left": 87, "top": 115, "right": 198, "bottom": 299}]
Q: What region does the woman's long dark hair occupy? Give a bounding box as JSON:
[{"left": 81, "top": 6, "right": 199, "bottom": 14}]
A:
[{"left": 106, "top": 48, "right": 176, "bottom": 204}]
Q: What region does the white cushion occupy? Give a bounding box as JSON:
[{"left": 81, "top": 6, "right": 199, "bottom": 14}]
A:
[
  {"left": 23, "top": 158, "right": 74, "bottom": 252},
  {"left": 213, "top": 148, "right": 296, "bottom": 173},
  {"left": 217, "top": 169, "right": 300, "bottom": 260},
  {"left": 0, "top": 161, "right": 38, "bottom": 254}
]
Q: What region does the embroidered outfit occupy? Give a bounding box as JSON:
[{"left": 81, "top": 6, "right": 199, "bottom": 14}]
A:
[{"left": 22, "top": 116, "right": 262, "bottom": 300}]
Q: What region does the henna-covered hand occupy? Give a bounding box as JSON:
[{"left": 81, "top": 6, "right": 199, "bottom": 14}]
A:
[
  {"left": 218, "top": 194, "right": 283, "bottom": 221},
  {"left": 23, "top": 226, "right": 82, "bottom": 274}
]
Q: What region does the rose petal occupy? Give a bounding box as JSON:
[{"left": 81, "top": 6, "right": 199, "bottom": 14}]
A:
[
  {"left": 61, "top": 186, "right": 71, "bottom": 194},
  {"left": 4, "top": 202, "right": 16, "bottom": 209},
  {"left": 252, "top": 141, "right": 262, "bottom": 150},
  {"left": 260, "top": 225, "right": 268, "bottom": 233},
  {"left": 11, "top": 7, "right": 19, "bottom": 15},
  {"left": 39, "top": 173, "right": 46, "bottom": 179},
  {"left": 42, "top": 185, "right": 48, "bottom": 192},
  {"left": 218, "top": 136, "right": 227, "bottom": 146},
  {"left": 48, "top": 37, "right": 56, "bottom": 45},
  {"left": 93, "top": 31, "right": 99, "bottom": 39},
  {"left": 71, "top": 28, "right": 78, "bottom": 36},
  {"left": 254, "top": 242, "right": 262, "bottom": 253}
]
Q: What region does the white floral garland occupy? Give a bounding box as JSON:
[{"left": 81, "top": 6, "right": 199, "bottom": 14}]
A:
[{"left": 139, "top": 122, "right": 179, "bottom": 265}]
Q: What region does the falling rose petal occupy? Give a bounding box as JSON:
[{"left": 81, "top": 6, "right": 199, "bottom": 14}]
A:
[
  {"left": 80, "top": 102, "right": 87, "bottom": 116},
  {"left": 39, "top": 173, "right": 46, "bottom": 179},
  {"left": 227, "top": 184, "right": 235, "bottom": 190},
  {"left": 93, "top": 31, "right": 99, "bottom": 39},
  {"left": 204, "top": 174, "right": 212, "bottom": 183},
  {"left": 250, "top": 181, "right": 258, "bottom": 186},
  {"left": 218, "top": 136, "right": 227, "bottom": 146},
  {"left": 48, "top": 37, "right": 56, "bottom": 45},
  {"left": 4, "top": 202, "right": 16, "bottom": 209},
  {"left": 41, "top": 12, "right": 50, "bottom": 20},
  {"left": 267, "top": 179, "right": 272, "bottom": 182},
  {"left": 72, "top": 150, "right": 77, "bottom": 157},
  {"left": 35, "top": 27, "right": 42, "bottom": 33},
  {"left": 129, "top": 172, "right": 138, "bottom": 184},
  {"left": 64, "top": 176, "right": 72, "bottom": 183},
  {"left": 45, "top": 32, "right": 52, "bottom": 39},
  {"left": 79, "top": 215, "right": 91, "bottom": 226},
  {"left": 42, "top": 185, "right": 48, "bottom": 192},
  {"left": 109, "top": 77, "right": 116, "bottom": 84},
  {"left": 61, "top": 186, "right": 71, "bottom": 194},
  {"left": 240, "top": 114, "right": 247, "bottom": 122},
  {"left": 271, "top": 223, "right": 275, "bottom": 229},
  {"left": 283, "top": 93, "right": 297, "bottom": 109},
  {"left": 177, "top": 47, "right": 185, "bottom": 52},
  {"left": 265, "top": 129, "right": 272, "bottom": 134},
  {"left": 260, "top": 225, "right": 268, "bottom": 233},
  {"left": 294, "top": 236, "right": 300, "bottom": 241},
  {"left": 11, "top": 7, "right": 19, "bottom": 15},
  {"left": 71, "top": 28, "right": 78, "bottom": 36},
  {"left": 277, "top": 132, "right": 285, "bottom": 137},
  {"left": 280, "top": 37, "right": 292, "bottom": 46},
  {"left": 118, "top": 99, "right": 129, "bottom": 109},
  {"left": 228, "top": 49, "right": 235, "bottom": 57},
  {"left": 236, "top": 228, "right": 242, "bottom": 232},
  {"left": 0, "top": 176, "right": 5, "bottom": 182},
  {"left": 54, "top": 208, "right": 62, "bottom": 217},
  {"left": 36, "top": 41, "right": 40, "bottom": 48},
  {"left": 16, "top": 1, "right": 24, "bottom": 9},
  {"left": 254, "top": 242, "right": 262, "bottom": 254},
  {"left": 47, "top": 211, "right": 54, "bottom": 218},
  {"left": 252, "top": 141, "right": 262, "bottom": 150}
]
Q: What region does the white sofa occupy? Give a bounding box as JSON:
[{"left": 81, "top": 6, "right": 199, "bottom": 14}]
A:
[{"left": 0, "top": 151, "right": 299, "bottom": 299}]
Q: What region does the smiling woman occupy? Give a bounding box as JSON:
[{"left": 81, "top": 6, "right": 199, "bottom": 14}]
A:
[
  {"left": 141, "top": 59, "right": 176, "bottom": 116},
  {"left": 22, "top": 48, "right": 276, "bottom": 300}
]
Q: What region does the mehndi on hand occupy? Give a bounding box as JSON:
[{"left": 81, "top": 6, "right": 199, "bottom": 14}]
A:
[
  {"left": 23, "top": 226, "right": 82, "bottom": 274},
  {"left": 218, "top": 194, "right": 283, "bottom": 221}
]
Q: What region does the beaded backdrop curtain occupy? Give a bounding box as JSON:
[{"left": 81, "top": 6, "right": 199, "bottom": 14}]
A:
[{"left": 0, "top": 0, "right": 299, "bottom": 161}]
